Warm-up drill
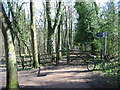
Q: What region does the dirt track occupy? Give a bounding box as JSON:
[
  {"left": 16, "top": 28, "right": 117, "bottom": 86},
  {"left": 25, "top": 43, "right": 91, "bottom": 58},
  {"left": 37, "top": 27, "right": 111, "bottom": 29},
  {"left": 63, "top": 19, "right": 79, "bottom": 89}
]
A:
[{"left": 1, "top": 64, "right": 116, "bottom": 89}]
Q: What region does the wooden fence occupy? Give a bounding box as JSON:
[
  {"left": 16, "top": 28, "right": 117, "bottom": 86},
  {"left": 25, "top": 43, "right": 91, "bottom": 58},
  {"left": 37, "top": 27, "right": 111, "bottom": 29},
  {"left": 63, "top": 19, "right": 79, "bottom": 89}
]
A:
[
  {"left": 0, "top": 55, "right": 32, "bottom": 70},
  {"left": 58, "top": 49, "right": 102, "bottom": 64},
  {"left": 0, "top": 49, "right": 102, "bottom": 70}
]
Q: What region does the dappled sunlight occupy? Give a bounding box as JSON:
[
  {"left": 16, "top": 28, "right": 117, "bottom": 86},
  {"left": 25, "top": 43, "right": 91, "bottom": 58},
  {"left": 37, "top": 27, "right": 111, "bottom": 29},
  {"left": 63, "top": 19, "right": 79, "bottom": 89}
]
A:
[
  {"left": 0, "top": 0, "right": 119, "bottom": 89},
  {"left": 1, "top": 64, "right": 118, "bottom": 88}
]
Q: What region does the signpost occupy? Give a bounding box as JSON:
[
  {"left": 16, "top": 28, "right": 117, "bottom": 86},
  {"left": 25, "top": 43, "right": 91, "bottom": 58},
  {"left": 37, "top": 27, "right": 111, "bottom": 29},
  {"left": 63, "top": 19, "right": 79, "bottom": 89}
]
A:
[
  {"left": 96, "top": 32, "right": 103, "bottom": 37},
  {"left": 96, "top": 32, "right": 108, "bottom": 38},
  {"left": 96, "top": 32, "right": 108, "bottom": 58}
]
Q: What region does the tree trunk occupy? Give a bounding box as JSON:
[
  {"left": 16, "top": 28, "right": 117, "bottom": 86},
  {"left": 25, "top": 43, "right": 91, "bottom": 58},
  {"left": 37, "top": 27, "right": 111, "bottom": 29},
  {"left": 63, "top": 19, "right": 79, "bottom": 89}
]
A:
[
  {"left": 59, "top": 15, "right": 63, "bottom": 58},
  {"left": 68, "top": 6, "right": 71, "bottom": 49},
  {"left": 1, "top": 4, "right": 19, "bottom": 89},
  {"left": 68, "top": 5, "right": 73, "bottom": 50},
  {"left": 46, "top": 1, "right": 53, "bottom": 54},
  {"left": 52, "top": 2, "right": 63, "bottom": 65},
  {"left": 64, "top": 6, "right": 68, "bottom": 49},
  {"left": 70, "top": 17, "right": 73, "bottom": 49},
  {"left": 43, "top": 2, "right": 47, "bottom": 54},
  {"left": 30, "top": 0, "right": 39, "bottom": 68},
  {"left": 56, "top": 17, "right": 62, "bottom": 65}
]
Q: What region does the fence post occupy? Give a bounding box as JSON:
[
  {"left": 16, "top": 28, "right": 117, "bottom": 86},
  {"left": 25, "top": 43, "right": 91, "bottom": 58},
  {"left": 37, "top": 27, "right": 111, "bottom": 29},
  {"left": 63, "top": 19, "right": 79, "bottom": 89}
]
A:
[
  {"left": 67, "top": 49, "right": 70, "bottom": 65},
  {"left": 38, "top": 53, "right": 40, "bottom": 64},
  {"left": 100, "top": 49, "right": 102, "bottom": 59},
  {"left": 21, "top": 56, "right": 25, "bottom": 69}
]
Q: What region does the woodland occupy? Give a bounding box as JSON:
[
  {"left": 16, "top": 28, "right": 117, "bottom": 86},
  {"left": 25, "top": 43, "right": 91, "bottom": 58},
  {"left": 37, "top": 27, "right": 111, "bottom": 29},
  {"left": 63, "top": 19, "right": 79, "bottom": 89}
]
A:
[{"left": 0, "top": 0, "right": 120, "bottom": 89}]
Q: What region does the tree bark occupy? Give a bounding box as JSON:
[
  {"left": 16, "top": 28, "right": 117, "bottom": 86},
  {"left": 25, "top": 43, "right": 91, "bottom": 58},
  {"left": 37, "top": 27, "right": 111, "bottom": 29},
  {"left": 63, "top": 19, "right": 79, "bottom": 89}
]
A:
[
  {"left": 64, "top": 6, "right": 68, "bottom": 49},
  {"left": 30, "top": 0, "right": 39, "bottom": 68},
  {"left": 1, "top": 3, "right": 19, "bottom": 89},
  {"left": 52, "top": 1, "right": 64, "bottom": 65},
  {"left": 46, "top": 1, "right": 53, "bottom": 54},
  {"left": 59, "top": 15, "right": 63, "bottom": 58},
  {"left": 43, "top": 2, "right": 47, "bottom": 54}
]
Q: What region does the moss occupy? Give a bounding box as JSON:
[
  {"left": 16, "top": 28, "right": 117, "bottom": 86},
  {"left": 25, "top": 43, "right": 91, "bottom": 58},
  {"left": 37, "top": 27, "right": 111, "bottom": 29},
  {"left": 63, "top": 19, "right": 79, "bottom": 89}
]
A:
[
  {"left": 34, "top": 62, "right": 40, "bottom": 68},
  {"left": 9, "top": 45, "right": 14, "bottom": 51},
  {"left": 8, "top": 80, "right": 19, "bottom": 89}
]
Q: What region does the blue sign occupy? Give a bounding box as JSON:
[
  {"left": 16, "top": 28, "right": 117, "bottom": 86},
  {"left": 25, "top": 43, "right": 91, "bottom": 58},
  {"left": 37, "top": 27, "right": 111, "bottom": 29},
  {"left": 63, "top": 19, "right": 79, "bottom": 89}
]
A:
[
  {"left": 103, "top": 32, "right": 108, "bottom": 37},
  {"left": 96, "top": 32, "right": 103, "bottom": 37},
  {"left": 96, "top": 32, "right": 108, "bottom": 38}
]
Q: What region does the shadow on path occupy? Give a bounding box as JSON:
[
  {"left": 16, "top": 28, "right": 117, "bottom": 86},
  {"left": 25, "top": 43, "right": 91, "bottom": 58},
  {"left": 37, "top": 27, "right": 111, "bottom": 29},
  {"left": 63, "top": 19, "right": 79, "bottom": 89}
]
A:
[{"left": 37, "top": 70, "right": 92, "bottom": 77}]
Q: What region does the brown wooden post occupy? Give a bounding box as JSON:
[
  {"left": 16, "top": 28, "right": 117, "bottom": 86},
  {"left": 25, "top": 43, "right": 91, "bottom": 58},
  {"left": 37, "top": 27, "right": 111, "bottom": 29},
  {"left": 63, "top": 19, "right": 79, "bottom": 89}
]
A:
[
  {"left": 38, "top": 53, "right": 40, "bottom": 64},
  {"left": 100, "top": 49, "right": 102, "bottom": 59},
  {"left": 21, "top": 56, "right": 25, "bottom": 69},
  {"left": 67, "top": 49, "right": 70, "bottom": 64}
]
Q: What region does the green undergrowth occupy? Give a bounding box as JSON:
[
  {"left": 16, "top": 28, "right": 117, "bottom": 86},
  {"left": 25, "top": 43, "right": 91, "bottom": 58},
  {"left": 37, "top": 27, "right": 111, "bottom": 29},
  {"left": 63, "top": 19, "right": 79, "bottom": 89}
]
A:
[
  {"left": 104, "top": 72, "right": 119, "bottom": 88},
  {"left": 93, "top": 68, "right": 119, "bottom": 88}
]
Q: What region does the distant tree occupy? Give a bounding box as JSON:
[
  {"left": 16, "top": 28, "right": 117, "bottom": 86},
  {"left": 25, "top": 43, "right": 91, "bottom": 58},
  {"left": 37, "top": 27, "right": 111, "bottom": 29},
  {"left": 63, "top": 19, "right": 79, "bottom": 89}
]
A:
[
  {"left": 64, "top": 6, "right": 68, "bottom": 50},
  {"left": 57, "top": 14, "right": 63, "bottom": 59},
  {"left": 68, "top": 4, "right": 73, "bottom": 50},
  {"left": 118, "top": 1, "right": 120, "bottom": 77},
  {"left": 46, "top": 1, "right": 53, "bottom": 54},
  {"left": 118, "top": 0, "right": 120, "bottom": 57},
  {"left": 30, "top": 0, "right": 39, "bottom": 68},
  {"left": 74, "top": 2, "right": 97, "bottom": 52},
  {"left": 53, "top": 1, "right": 64, "bottom": 65},
  {"left": 98, "top": 1, "right": 118, "bottom": 57}
]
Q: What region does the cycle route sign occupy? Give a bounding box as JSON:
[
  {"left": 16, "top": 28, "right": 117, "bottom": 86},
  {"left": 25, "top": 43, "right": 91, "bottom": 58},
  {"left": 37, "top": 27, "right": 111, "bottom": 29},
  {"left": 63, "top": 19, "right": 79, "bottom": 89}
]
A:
[{"left": 96, "top": 32, "right": 108, "bottom": 38}]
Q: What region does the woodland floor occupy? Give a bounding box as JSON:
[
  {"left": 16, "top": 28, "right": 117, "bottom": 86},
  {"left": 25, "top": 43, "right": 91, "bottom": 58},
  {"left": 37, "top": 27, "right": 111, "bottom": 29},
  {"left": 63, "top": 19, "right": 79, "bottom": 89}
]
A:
[{"left": 0, "top": 62, "right": 119, "bottom": 89}]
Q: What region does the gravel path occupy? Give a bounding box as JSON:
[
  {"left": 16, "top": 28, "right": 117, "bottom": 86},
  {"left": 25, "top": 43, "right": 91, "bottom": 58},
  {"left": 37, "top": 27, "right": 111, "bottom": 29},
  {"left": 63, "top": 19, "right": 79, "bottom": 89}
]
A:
[{"left": 0, "top": 65, "right": 115, "bottom": 88}]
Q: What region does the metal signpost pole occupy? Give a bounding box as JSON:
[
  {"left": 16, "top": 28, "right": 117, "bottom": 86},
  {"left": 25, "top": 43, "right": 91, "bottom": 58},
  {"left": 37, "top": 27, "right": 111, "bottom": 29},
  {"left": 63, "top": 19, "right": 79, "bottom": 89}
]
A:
[
  {"left": 96, "top": 32, "right": 108, "bottom": 59},
  {"left": 103, "top": 32, "right": 108, "bottom": 60},
  {"left": 97, "top": 32, "right": 108, "bottom": 60},
  {"left": 104, "top": 36, "right": 107, "bottom": 57}
]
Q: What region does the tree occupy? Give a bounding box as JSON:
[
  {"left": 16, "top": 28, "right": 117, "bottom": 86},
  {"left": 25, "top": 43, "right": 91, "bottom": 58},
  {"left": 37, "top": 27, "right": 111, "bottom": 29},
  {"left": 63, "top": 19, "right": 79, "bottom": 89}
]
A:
[
  {"left": 98, "top": 1, "right": 118, "bottom": 57},
  {"left": 30, "top": 0, "right": 39, "bottom": 68},
  {"left": 53, "top": 1, "right": 64, "bottom": 65},
  {"left": 118, "top": 0, "right": 120, "bottom": 58},
  {"left": 1, "top": 3, "right": 19, "bottom": 89},
  {"left": 45, "top": 0, "right": 64, "bottom": 65},
  {"left": 74, "top": 2, "right": 96, "bottom": 52},
  {"left": 46, "top": 1, "right": 53, "bottom": 54},
  {"left": 64, "top": 6, "right": 68, "bottom": 50},
  {"left": 43, "top": 2, "right": 47, "bottom": 54},
  {"left": 118, "top": 2, "right": 120, "bottom": 86},
  {"left": 58, "top": 14, "right": 63, "bottom": 59},
  {"left": 68, "top": 4, "right": 73, "bottom": 50}
]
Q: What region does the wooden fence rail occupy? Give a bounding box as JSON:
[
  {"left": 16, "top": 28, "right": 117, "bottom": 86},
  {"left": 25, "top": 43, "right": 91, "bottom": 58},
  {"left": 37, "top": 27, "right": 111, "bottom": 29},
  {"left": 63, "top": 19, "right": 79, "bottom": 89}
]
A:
[
  {"left": 0, "top": 55, "right": 33, "bottom": 69},
  {"left": 0, "top": 50, "right": 103, "bottom": 70}
]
